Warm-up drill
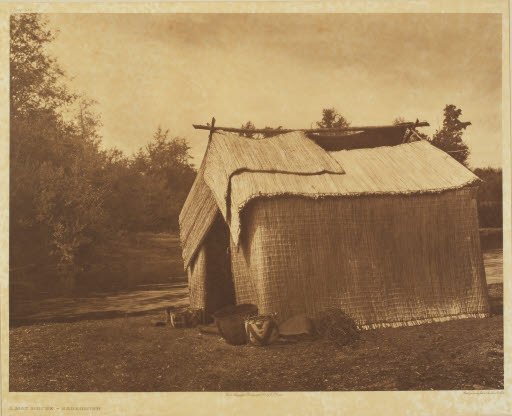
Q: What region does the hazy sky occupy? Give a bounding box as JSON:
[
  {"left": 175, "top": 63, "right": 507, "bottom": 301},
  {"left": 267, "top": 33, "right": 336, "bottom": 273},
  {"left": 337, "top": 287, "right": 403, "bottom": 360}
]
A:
[{"left": 47, "top": 13, "right": 502, "bottom": 168}]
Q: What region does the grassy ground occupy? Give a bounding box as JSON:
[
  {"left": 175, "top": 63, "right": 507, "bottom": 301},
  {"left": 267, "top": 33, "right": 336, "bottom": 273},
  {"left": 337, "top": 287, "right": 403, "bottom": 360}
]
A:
[{"left": 10, "top": 306, "right": 503, "bottom": 392}]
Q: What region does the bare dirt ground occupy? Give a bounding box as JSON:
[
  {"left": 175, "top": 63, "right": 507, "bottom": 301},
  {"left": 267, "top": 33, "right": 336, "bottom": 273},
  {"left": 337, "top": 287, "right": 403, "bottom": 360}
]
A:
[
  {"left": 10, "top": 282, "right": 189, "bottom": 324},
  {"left": 9, "top": 305, "right": 503, "bottom": 392}
]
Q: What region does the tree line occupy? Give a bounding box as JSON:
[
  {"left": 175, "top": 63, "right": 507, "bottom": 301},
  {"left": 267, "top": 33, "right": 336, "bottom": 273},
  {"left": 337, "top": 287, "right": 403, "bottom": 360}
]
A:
[
  {"left": 10, "top": 14, "right": 195, "bottom": 276},
  {"left": 10, "top": 14, "right": 502, "bottom": 280}
]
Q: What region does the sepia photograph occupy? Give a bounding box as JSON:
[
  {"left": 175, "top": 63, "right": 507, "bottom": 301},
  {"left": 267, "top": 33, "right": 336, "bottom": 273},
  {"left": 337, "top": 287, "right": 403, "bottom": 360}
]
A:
[{"left": 4, "top": 7, "right": 509, "bottom": 406}]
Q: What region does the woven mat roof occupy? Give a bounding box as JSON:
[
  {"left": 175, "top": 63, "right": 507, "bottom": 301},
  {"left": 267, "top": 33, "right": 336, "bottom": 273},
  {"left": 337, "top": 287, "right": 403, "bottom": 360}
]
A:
[
  {"left": 179, "top": 158, "right": 219, "bottom": 268},
  {"left": 179, "top": 130, "right": 344, "bottom": 268},
  {"left": 179, "top": 132, "right": 480, "bottom": 268},
  {"left": 202, "top": 131, "right": 345, "bottom": 220}
]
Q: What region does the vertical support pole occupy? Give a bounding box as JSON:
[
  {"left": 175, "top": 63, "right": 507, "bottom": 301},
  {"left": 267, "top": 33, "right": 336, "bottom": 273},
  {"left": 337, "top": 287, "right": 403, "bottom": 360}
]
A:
[{"left": 208, "top": 117, "right": 216, "bottom": 141}]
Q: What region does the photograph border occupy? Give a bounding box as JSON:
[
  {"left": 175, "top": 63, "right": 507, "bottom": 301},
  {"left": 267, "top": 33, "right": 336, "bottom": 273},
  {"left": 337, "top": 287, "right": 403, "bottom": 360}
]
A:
[{"left": 1, "top": 1, "right": 510, "bottom": 415}]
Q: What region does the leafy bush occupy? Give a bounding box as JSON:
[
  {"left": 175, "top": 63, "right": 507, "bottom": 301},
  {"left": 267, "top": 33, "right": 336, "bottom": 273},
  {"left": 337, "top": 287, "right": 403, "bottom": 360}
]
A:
[{"left": 10, "top": 14, "right": 196, "bottom": 280}]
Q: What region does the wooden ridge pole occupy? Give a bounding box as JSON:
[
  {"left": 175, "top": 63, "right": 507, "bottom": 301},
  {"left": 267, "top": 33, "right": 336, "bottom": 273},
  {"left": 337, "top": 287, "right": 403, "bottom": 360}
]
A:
[{"left": 193, "top": 121, "right": 430, "bottom": 135}]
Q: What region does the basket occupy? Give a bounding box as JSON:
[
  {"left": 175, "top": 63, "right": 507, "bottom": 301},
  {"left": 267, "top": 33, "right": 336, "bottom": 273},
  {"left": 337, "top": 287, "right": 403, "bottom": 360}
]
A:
[
  {"left": 212, "top": 304, "right": 258, "bottom": 345},
  {"left": 245, "top": 314, "right": 279, "bottom": 346}
]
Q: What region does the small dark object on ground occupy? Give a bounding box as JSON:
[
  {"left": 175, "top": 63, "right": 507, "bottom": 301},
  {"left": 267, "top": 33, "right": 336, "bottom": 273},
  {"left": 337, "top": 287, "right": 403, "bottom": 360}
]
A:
[
  {"left": 152, "top": 320, "right": 167, "bottom": 327},
  {"left": 213, "top": 304, "right": 258, "bottom": 345},
  {"left": 314, "top": 308, "right": 360, "bottom": 346},
  {"left": 169, "top": 307, "right": 207, "bottom": 328}
]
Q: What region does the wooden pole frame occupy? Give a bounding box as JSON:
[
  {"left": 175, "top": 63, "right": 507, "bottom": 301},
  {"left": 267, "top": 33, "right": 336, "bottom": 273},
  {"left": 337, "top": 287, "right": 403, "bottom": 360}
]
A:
[{"left": 193, "top": 121, "right": 430, "bottom": 135}]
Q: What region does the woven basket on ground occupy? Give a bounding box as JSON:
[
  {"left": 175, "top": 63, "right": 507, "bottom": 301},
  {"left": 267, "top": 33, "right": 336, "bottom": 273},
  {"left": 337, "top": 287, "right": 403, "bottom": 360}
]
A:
[{"left": 212, "top": 304, "right": 258, "bottom": 345}]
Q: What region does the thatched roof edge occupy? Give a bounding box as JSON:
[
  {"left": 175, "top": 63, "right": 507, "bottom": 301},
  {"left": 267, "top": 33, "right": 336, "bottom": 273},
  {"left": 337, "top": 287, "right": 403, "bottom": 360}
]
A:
[{"left": 230, "top": 177, "right": 481, "bottom": 245}]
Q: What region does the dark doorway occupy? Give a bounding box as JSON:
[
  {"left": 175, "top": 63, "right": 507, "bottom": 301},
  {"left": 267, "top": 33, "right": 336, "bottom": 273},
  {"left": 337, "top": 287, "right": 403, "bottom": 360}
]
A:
[{"left": 203, "top": 214, "right": 236, "bottom": 316}]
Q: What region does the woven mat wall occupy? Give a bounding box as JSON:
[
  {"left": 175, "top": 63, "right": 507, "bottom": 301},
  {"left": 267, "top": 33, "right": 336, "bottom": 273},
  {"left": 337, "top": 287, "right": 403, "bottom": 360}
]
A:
[{"left": 230, "top": 188, "right": 489, "bottom": 327}]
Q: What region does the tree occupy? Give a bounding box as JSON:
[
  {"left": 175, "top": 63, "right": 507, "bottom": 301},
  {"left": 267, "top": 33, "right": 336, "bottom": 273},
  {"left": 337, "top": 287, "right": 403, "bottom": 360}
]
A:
[
  {"left": 10, "top": 14, "right": 198, "bottom": 285},
  {"left": 261, "top": 126, "right": 284, "bottom": 138},
  {"left": 240, "top": 121, "right": 283, "bottom": 139},
  {"left": 77, "top": 98, "right": 102, "bottom": 143},
  {"left": 132, "top": 127, "right": 196, "bottom": 231},
  {"left": 10, "top": 14, "right": 76, "bottom": 119},
  {"left": 10, "top": 14, "right": 107, "bottom": 273},
  {"left": 430, "top": 104, "right": 471, "bottom": 166},
  {"left": 472, "top": 167, "right": 502, "bottom": 228},
  {"left": 240, "top": 121, "right": 256, "bottom": 138},
  {"left": 134, "top": 127, "right": 195, "bottom": 185},
  {"left": 316, "top": 108, "right": 350, "bottom": 129}
]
